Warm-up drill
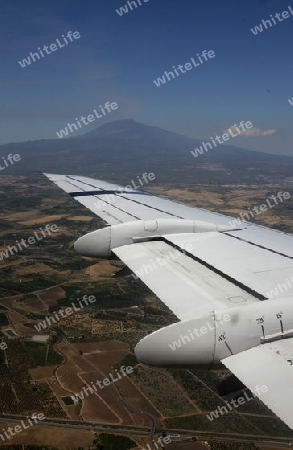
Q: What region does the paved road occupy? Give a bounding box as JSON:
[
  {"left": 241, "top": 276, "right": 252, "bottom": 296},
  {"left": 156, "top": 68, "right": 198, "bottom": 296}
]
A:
[{"left": 0, "top": 415, "right": 292, "bottom": 447}]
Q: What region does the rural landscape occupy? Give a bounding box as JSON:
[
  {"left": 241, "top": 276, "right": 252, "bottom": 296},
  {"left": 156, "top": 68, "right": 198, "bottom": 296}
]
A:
[{"left": 0, "top": 168, "right": 292, "bottom": 449}]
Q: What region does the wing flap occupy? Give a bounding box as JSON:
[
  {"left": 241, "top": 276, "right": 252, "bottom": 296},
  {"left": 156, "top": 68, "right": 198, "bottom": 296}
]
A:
[
  {"left": 164, "top": 232, "right": 293, "bottom": 300},
  {"left": 113, "top": 239, "right": 258, "bottom": 321},
  {"left": 222, "top": 339, "right": 293, "bottom": 430}
]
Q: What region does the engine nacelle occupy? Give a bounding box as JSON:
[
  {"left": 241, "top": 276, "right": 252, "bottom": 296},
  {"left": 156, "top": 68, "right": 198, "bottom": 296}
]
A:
[
  {"left": 134, "top": 297, "right": 293, "bottom": 367},
  {"left": 74, "top": 218, "right": 236, "bottom": 258}
]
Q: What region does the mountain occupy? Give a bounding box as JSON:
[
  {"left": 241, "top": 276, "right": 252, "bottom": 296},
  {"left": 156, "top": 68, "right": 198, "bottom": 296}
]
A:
[
  {"left": 79, "top": 118, "right": 165, "bottom": 139},
  {"left": 0, "top": 119, "right": 292, "bottom": 185}
]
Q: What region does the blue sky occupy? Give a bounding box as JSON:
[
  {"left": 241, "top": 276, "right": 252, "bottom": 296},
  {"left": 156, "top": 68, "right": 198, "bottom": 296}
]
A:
[{"left": 1, "top": 0, "right": 293, "bottom": 155}]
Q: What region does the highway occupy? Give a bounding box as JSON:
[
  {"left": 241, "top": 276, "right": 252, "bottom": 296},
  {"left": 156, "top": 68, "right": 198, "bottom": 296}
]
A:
[{"left": 0, "top": 415, "right": 292, "bottom": 447}]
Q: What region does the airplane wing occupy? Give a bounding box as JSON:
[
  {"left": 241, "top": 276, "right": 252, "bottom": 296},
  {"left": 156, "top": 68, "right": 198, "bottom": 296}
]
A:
[
  {"left": 44, "top": 173, "right": 293, "bottom": 316},
  {"left": 44, "top": 173, "right": 293, "bottom": 310},
  {"left": 44, "top": 173, "right": 293, "bottom": 430},
  {"left": 43, "top": 173, "right": 249, "bottom": 227},
  {"left": 222, "top": 339, "right": 293, "bottom": 430}
]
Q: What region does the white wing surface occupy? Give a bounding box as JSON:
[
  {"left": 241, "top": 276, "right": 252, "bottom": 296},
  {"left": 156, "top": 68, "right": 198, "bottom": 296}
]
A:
[
  {"left": 222, "top": 339, "right": 293, "bottom": 429},
  {"left": 113, "top": 238, "right": 258, "bottom": 320},
  {"left": 44, "top": 173, "right": 293, "bottom": 430},
  {"left": 44, "top": 173, "right": 293, "bottom": 313},
  {"left": 43, "top": 173, "right": 250, "bottom": 226}
]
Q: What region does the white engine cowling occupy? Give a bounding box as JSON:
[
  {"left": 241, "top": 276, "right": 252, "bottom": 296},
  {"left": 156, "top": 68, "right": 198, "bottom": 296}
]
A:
[
  {"left": 74, "top": 219, "right": 236, "bottom": 258},
  {"left": 135, "top": 297, "right": 293, "bottom": 367}
]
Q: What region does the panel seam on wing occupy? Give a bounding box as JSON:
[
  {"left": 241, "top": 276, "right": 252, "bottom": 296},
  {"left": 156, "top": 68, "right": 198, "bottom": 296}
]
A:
[{"left": 151, "top": 236, "right": 266, "bottom": 301}]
